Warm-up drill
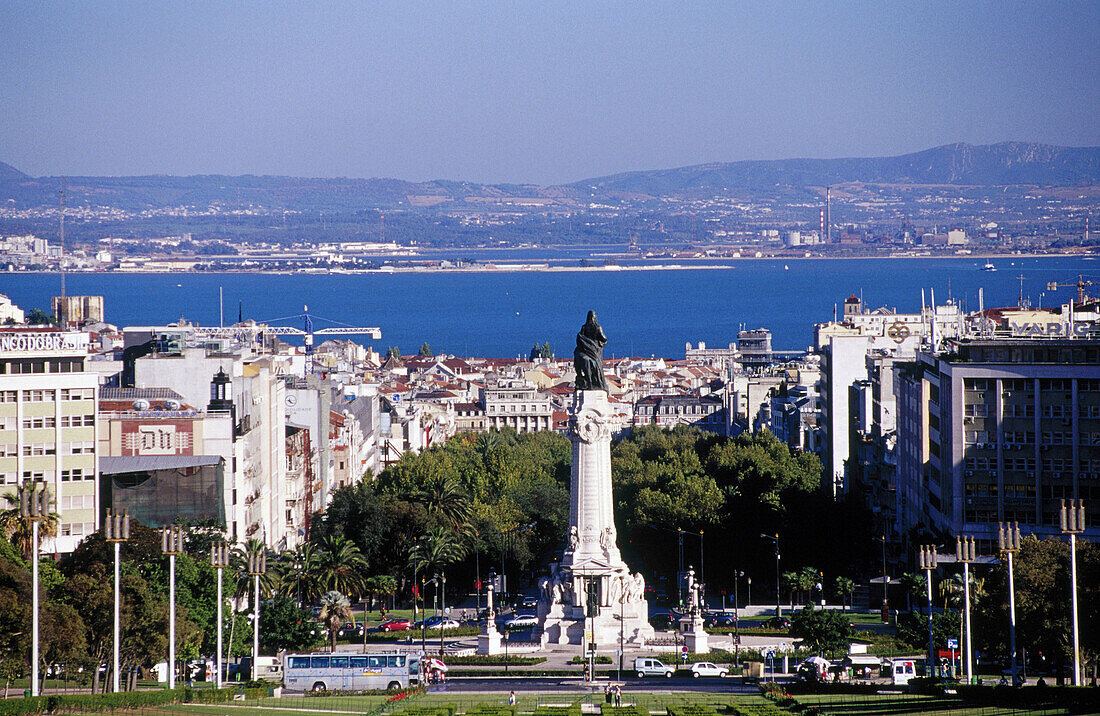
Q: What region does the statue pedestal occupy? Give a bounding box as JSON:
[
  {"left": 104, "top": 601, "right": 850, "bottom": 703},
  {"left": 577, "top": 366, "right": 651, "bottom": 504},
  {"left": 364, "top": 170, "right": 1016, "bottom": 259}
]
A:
[
  {"left": 680, "top": 614, "right": 709, "bottom": 654},
  {"left": 477, "top": 623, "right": 502, "bottom": 655},
  {"left": 538, "top": 390, "right": 654, "bottom": 647}
]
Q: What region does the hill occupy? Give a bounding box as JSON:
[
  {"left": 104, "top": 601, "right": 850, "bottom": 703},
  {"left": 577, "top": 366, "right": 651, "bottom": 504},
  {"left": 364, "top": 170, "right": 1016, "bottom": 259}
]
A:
[{"left": 571, "top": 142, "right": 1100, "bottom": 196}]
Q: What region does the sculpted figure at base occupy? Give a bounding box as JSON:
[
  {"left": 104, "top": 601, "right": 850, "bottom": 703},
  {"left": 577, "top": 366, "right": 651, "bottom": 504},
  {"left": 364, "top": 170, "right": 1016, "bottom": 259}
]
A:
[{"left": 574, "top": 311, "right": 609, "bottom": 392}]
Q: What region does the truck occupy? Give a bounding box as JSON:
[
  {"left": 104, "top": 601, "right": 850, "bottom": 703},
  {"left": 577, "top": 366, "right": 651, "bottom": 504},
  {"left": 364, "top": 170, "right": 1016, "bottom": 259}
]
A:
[{"left": 633, "top": 657, "right": 674, "bottom": 678}]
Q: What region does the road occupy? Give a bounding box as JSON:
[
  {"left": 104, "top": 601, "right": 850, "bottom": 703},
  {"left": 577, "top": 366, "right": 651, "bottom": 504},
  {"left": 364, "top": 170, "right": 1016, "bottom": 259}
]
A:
[{"left": 426, "top": 676, "right": 763, "bottom": 694}]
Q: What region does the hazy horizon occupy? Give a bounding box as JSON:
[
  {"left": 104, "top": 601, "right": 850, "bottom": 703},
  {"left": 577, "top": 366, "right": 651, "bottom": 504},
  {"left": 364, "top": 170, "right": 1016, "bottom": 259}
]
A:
[{"left": 2, "top": 1, "right": 1098, "bottom": 185}]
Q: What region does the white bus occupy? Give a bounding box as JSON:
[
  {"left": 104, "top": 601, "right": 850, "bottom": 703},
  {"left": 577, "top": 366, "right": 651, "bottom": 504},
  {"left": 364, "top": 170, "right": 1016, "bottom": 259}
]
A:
[{"left": 283, "top": 652, "right": 420, "bottom": 692}]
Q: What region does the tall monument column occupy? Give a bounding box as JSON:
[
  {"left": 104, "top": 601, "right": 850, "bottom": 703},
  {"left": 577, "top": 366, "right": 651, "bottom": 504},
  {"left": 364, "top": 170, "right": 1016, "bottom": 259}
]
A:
[{"left": 537, "top": 312, "right": 654, "bottom": 647}]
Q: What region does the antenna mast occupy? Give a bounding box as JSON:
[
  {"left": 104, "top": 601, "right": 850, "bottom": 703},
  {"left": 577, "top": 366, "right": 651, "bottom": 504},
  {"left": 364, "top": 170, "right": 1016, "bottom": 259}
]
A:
[{"left": 59, "top": 179, "right": 66, "bottom": 300}]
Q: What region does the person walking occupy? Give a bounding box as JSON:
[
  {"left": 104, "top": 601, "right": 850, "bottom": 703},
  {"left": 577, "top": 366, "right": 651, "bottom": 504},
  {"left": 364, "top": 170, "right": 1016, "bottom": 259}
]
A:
[
  {"left": 508, "top": 691, "right": 516, "bottom": 707},
  {"left": 614, "top": 684, "right": 622, "bottom": 707}
]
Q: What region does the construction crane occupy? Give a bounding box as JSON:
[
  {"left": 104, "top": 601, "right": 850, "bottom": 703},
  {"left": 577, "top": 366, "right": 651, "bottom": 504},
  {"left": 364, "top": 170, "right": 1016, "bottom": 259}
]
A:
[
  {"left": 1045, "top": 275, "right": 1099, "bottom": 305},
  {"left": 191, "top": 307, "right": 380, "bottom": 375}
]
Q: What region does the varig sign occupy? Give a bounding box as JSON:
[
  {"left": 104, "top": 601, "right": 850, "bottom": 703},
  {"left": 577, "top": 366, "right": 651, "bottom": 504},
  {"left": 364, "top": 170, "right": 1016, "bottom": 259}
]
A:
[
  {"left": 1009, "top": 321, "right": 1091, "bottom": 338},
  {"left": 0, "top": 332, "right": 88, "bottom": 353}
]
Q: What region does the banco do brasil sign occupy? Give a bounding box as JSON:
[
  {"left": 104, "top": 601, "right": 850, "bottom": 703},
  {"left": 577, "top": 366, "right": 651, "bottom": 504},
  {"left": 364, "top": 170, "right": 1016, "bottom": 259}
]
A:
[{"left": 0, "top": 332, "right": 88, "bottom": 353}]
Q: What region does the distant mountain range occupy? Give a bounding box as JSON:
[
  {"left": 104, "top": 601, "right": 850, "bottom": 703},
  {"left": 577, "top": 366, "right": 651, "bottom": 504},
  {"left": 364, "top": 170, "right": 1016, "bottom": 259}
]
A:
[{"left": 1, "top": 142, "right": 1097, "bottom": 211}]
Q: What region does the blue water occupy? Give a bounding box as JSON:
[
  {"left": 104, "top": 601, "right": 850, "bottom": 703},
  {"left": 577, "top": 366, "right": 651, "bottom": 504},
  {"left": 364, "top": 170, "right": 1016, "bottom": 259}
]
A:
[{"left": 0, "top": 256, "right": 1091, "bottom": 357}]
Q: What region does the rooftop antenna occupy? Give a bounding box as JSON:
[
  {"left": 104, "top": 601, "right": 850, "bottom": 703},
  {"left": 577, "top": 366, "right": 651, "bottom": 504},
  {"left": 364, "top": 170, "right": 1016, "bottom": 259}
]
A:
[
  {"left": 219, "top": 286, "right": 224, "bottom": 328},
  {"left": 59, "top": 178, "right": 66, "bottom": 300},
  {"left": 1017, "top": 274, "right": 1026, "bottom": 309}
]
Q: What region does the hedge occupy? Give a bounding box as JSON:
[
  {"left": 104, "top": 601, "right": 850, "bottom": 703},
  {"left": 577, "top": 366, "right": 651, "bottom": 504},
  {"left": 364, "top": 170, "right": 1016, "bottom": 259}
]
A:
[
  {"left": 570, "top": 656, "right": 613, "bottom": 664},
  {"left": 532, "top": 706, "right": 582, "bottom": 716},
  {"left": 368, "top": 627, "right": 480, "bottom": 642},
  {"left": 395, "top": 706, "right": 456, "bottom": 716},
  {"left": 463, "top": 707, "right": 516, "bottom": 716},
  {"left": 666, "top": 706, "right": 718, "bottom": 716},
  {"left": 0, "top": 686, "right": 266, "bottom": 715},
  {"left": 445, "top": 656, "right": 546, "bottom": 666},
  {"left": 599, "top": 705, "right": 647, "bottom": 716}
]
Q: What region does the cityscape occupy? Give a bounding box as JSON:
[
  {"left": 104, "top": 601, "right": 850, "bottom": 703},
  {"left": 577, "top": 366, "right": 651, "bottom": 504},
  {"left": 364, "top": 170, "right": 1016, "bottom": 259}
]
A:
[{"left": 1, "top": 2, "right": 1098, "bottom": 716}]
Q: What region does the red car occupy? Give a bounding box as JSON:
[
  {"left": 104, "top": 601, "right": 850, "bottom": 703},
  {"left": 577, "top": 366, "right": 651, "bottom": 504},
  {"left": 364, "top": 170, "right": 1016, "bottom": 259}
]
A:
[{"left": 378, "top": 617, "right": 412, "bottom": 632}]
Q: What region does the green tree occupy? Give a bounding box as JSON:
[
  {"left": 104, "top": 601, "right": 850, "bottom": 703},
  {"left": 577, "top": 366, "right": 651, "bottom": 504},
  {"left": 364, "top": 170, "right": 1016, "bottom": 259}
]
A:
[
  {"left": 25, "top": 308, "right": 57, "bottom": 326},
  {"left": 407, "top": 526, "right": 468, "bottom": 579},
  {"left": 1, "top": 483, "right": 60, "bottom": 561},
  {"left": 385, "top": 346, "right": 402, "bottom": 360},
  {"left": 318, "top": 590, "right": 353, "bottom": 653},
  {"left": 833, "top": 576, "right": 855, "bottom": 612},
  {"left": 312, "top": 534, "right": 368, "bottom": 599},
  {"left": 418, "top": 342, "right": 433, "bottom": 357},
  {"left": 363, "top": 574, "right": 398, "bottom": 613},
  {"left": 790, "top": 606, "right": 852, "bottom": 655},
  {"left": 899, "top": 571, "right": 927, "bottom": 613},
  {"left": 260, "top": 595, "right": 323, "bottom": 653},
  {"left": 896, "top": 609, "right": 960, "bottom": 653}
]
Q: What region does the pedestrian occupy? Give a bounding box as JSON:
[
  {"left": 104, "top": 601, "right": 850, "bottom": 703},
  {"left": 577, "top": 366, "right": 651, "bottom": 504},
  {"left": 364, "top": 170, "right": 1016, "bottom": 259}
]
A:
[
  {"left": 508, "top": 691, "right": 516, "bottom": 707},
  {"left": 583, "top": 662, "right": 590, "bottom": 682},
  {"left": 605, "top": 683, "right": 613, "bottom": 704},
  {"left": 614, "top": 684, "right": 621, "bottom": 707}
]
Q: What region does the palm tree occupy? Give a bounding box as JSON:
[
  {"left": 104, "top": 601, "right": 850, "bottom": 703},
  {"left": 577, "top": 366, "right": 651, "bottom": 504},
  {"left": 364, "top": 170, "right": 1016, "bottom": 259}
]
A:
[
  {"left": 407, "top": 526, "right": 468, "bottom": 578},
  {"left": 781, "top": 571, "right": 799, "bottom": 609},
  {"left": 318, "top": 590, "right": 354, "bottom": 653},
  {"left": 363, "top": 574, "right": 399, "bottom": 614},
  {"left": 280, "top": 542, "right": 323, "bottom": 605},
  {"left": 414, "top": 476, "right": 472, "bottom": 531},
  {"left": 0, "top": 483, "right": 59, "bottom": 560},
  {"left": 900, "top": 571, "right": 927, "bottom": 613},
  {"left": 313, "top": 534, "right": 368, "bottom": 599},
  {"left": 834, "top": 576, "right": 855, "bottom": 612},
  {"left": 798, "top": 567, "right": 820, "bottom": 606},
  {"left": 230, "top": 538, "right": 279, "bottom": 603}
]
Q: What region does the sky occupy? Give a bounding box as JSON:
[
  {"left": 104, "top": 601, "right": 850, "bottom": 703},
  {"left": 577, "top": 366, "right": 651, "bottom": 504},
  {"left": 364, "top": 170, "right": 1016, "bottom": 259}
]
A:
[{"left": 1, "top": 1, "right": 1098, "bottom": 185}]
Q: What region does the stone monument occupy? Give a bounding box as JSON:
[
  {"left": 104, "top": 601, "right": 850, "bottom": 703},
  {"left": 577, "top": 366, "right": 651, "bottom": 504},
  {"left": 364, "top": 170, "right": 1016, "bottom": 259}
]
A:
[
  {"left": 538, "top": 312, "right": 654, "bottom": 647},
  {"left": 477, "top": 583, "right": 502, "bottom": 654},
  {"left": 678, "top": 566, "right": 709, "bottom": 653}
]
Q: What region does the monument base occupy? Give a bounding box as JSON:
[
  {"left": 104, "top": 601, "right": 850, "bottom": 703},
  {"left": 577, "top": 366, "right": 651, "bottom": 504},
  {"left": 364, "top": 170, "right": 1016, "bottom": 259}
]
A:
[
  {"left": 477, "top": 626, "right": 502, "bottom": 655},
  {"left": 680, "top": 614, "right": 709, "bottom": 654}
]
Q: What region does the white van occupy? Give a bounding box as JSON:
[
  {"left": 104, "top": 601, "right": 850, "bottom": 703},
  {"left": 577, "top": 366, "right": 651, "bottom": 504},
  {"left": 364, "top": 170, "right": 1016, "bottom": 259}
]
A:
[
  {"left": 891, "top": 659, "right": 916, "bottom": 685},
  {"left": 633, "top": 657, "right": 674, "bottom": 678}
]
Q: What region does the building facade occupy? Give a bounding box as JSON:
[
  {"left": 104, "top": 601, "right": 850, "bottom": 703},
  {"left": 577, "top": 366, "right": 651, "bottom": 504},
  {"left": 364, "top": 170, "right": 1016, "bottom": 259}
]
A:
[
  {"left": 0, "top": 330, "right": 99, "bottom": 553},
  {"left": 895, "top": 337, "right": 1100, "bottom": 548}
]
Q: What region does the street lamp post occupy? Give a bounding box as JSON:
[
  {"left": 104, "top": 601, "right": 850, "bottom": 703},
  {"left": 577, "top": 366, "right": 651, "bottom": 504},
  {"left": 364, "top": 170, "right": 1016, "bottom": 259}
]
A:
[
  {"left": 247, "top": 548, "right": 267, "bottom": 679},
  {"left": 760, "top": 534, "right": 780, "bottom": 617},
  {"left": 161, "top": 526, "right": 185, "bottom": 689},
  {"left": 20, "top": 479, "right": 50, "bottom": 697},
  {"left": 439, "top": 574, "right": 446, "bottom": 657},
  {"left": 955, "top": 535, "right": 977, "bottom": 685},
  {"left": 746, "top": 576, "right": 751, "bottom": 609},
  {"left": 880, "top": 534, "right": 889, "bottom": 623},
  {"left": 998, "top": 522, "right": 1021, "bottom": 682},
  {"left": 918, "top": 544, "right": 937, "bottom": 677},
  {"left": 210, "top": 541, "right": 230, "bottom": 689},
  {"left": 733, "top": 570, "right": 744, "bottom": 611},
  {"left": 104, "top": 510, "right": 130, "bottom": 692},
  {"left": 1060, "top": 499, "right": 1085, "bottom": 686}
]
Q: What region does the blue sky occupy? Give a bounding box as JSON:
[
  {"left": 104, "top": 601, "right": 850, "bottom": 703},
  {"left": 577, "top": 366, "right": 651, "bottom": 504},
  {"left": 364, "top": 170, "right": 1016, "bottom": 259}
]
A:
[{"left": 1, "top": 1, "right": 1097, "bottom": 184}]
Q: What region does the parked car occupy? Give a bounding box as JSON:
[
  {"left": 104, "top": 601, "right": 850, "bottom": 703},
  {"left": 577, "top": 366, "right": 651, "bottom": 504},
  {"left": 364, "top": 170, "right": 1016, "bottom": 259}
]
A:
[
  {"left": 415, "top": 617, "right": 461, "bottom": 630},
  {"left": 378, "top": 617, "right": 412, "bottom": 632},
  {"left": 633, "top": 657, "right": 674, "bottom": 678},
  {"left": 502, "top": 613, "right": 538, "bottom": 630},
  {"left": 337, "top": 622, "right": 364, "bottom": 638},
  {"left": 689, "top": 661, "right": 729, "bottom": 678},
  {"left": 648, "top": 612, "right": 677, "bottom": 630},
  {"left": 763, "top": 616, "right": 791, "bottom": 630},
  {"left": 704, "top": 613, "right": 737, "bottom": 628}
]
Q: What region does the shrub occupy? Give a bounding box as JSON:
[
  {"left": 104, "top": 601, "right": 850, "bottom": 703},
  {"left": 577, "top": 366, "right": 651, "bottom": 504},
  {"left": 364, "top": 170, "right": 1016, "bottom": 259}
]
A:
[
  {"left": 446, "top": 655, "right": 546, "bottom": 666},
  {"left": 570, "top": 655, "right": 612, "bottom": 664}
]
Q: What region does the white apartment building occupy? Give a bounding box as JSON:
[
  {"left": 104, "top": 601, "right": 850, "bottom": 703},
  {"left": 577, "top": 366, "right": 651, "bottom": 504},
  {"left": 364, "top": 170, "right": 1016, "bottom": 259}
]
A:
[
  {"left": 482, "top": 378, "right": 552, "bottom": 432},
  {"left": 0, "top": 329, "right": 99, "bottom": 553}
]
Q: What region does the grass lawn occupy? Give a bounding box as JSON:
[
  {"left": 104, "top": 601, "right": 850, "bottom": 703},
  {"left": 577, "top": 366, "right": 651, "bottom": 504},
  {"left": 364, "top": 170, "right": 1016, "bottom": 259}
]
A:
[
  {"left": 80, "top": 688, "right": 1076, "bottom": 716},
  {"left": 791, "top": 692, "right": 1073, "bottom": 715}
]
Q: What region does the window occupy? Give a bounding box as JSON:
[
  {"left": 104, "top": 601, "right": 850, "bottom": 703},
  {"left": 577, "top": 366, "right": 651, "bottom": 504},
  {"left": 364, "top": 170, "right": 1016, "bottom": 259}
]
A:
[
  {"left": 309, "top": 657, "right": 329, "bottom": 669},
  {"left": 349, "top": 657, "right": 368, "bottom": 669},
  {"left": 60, "top": 494, "right": 94, "bottom": 510},
  {"left": 0, "top": 391, "right": 16, "bottom": 403},
  {"left": 288, "top": 657, "right": 310, "bottom": 670},
  {"left": 25, "top": 390, "right": 54, "bottom": 402},
  {"left": 23, "top": 416, "right": 56, "bottom": 429},
  {"left": 368, "top": 656, "right": 385, "bottom": 668},
  {"left": 330, "top": 657, "right": 349, "bottom": 669}
]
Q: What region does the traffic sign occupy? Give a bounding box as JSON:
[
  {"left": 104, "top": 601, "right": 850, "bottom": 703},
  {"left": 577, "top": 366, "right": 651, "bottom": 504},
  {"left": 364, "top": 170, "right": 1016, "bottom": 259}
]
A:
[
  {"left": 947, "top": 638, "right": 959, "bottom": 650},
  {"left": 682, "top": 646, "right": 689, "bottom": 653}
]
